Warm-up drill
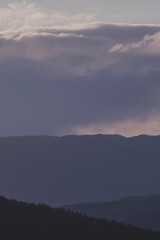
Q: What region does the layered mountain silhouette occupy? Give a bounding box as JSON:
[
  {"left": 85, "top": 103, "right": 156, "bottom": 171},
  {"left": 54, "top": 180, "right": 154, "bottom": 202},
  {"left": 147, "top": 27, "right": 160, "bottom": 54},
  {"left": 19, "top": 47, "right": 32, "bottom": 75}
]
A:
[
  {"left": 1, "top": 134, "right": 160, "bottom": 205},
  {"left": 0, "top": 196, "right": 160, "bottom": 240},
  {"left": 62, "top": 194, "right": 160, "bottom": 231}
]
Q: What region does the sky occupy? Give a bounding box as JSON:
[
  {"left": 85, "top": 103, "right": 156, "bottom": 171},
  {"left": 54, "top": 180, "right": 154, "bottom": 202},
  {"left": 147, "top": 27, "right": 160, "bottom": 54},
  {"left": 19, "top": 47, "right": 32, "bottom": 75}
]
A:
[
  {"left": 1, "top": 0, "right": 160, "bottom": 24},
  {"left": 1, "top": 1, "right": 160, "bottom": 137}
]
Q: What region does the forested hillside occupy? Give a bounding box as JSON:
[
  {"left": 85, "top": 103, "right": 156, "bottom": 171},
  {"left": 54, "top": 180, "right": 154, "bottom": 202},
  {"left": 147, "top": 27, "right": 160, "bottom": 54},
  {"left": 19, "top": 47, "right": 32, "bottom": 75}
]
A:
[{"left": 0, "top": 196, "right": 160, "bottom": 240}]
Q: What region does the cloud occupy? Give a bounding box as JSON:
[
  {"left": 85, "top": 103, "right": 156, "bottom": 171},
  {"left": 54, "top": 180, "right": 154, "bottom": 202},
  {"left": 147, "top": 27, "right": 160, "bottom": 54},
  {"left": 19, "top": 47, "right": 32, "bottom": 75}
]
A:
[
  {"left": 1, "top": 4, "right": 160, "bottom": 136},
  {"left": 110, "top": 31, "right": 160, "bottom": 54}
]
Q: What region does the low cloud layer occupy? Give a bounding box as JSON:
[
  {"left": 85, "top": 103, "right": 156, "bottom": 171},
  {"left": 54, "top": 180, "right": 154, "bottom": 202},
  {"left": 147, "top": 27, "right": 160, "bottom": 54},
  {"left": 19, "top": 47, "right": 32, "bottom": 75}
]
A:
[{"left": 1, "top": 6, "right": 160, "bottom": 136}]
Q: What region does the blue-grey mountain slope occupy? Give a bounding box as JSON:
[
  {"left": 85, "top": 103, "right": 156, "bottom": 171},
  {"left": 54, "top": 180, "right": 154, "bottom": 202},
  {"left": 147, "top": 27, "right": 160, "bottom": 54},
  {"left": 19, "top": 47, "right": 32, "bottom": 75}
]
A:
[
  {"left": 0, "top": 134, "right": 160, "bottom": 206},
  {"left": 62, "top": 194, "right": 160, "bottom": 231}
]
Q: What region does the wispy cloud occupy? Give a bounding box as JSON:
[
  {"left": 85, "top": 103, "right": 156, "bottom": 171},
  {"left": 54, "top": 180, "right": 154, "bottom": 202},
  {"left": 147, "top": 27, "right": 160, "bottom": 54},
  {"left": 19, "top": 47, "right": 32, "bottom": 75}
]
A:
[
  {"left": 0, "top": 2, "right": 96, "bottom": 31},
  {"left": 110, "top": 31, "right": 160, "bottom": 54}
]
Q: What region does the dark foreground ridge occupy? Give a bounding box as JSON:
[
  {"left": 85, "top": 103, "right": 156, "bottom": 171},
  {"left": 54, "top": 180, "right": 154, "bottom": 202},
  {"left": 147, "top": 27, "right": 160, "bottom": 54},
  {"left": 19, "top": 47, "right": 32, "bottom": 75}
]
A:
[{"left": 0, "top": 196, "right": 160, "bottom": 240}]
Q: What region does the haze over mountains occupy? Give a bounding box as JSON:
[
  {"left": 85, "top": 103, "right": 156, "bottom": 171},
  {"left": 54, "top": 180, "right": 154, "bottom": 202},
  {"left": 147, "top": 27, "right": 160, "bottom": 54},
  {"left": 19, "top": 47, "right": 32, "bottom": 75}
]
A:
[
  {"left": 62, "top": 194, "right": 160, "bottom": 231},
  {"left": 0, "top": 134, "right": 160, "bottom": 206}
]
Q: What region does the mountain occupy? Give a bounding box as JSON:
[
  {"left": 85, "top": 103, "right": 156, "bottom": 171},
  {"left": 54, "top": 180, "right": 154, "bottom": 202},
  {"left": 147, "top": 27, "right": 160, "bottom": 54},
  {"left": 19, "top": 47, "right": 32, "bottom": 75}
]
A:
[
  {"left": 0, "top": 196, "right": 160, "bottom": 240},
  {"left": 1, "top": 134, "right": 160, "bottom": 205},
  {"left": 62, "top": 195, "right": 160, "bottom": 231}
]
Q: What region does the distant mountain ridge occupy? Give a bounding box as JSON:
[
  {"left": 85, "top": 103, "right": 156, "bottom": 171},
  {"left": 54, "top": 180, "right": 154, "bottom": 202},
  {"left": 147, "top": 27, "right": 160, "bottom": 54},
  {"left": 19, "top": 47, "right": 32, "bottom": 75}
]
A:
[
  {"left": 1, "top": 134, "right": 160, "bottom": 205},
  {"left": 62, "top": 194, "right": 160, "bottom": 231}
]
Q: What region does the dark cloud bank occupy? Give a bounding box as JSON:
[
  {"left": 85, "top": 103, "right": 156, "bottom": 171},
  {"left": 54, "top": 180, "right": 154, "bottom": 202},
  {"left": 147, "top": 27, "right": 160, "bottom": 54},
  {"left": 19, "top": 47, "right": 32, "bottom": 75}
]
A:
[{"left": 1, "top": 23, "right": 160, "bottom": 136}]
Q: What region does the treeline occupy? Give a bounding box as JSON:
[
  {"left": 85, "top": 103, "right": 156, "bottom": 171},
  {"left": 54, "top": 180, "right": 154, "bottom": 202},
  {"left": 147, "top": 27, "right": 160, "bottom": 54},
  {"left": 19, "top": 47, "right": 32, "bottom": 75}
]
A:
[{"left": 0, "top": 196, "right": 159, "bottom": 240}]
